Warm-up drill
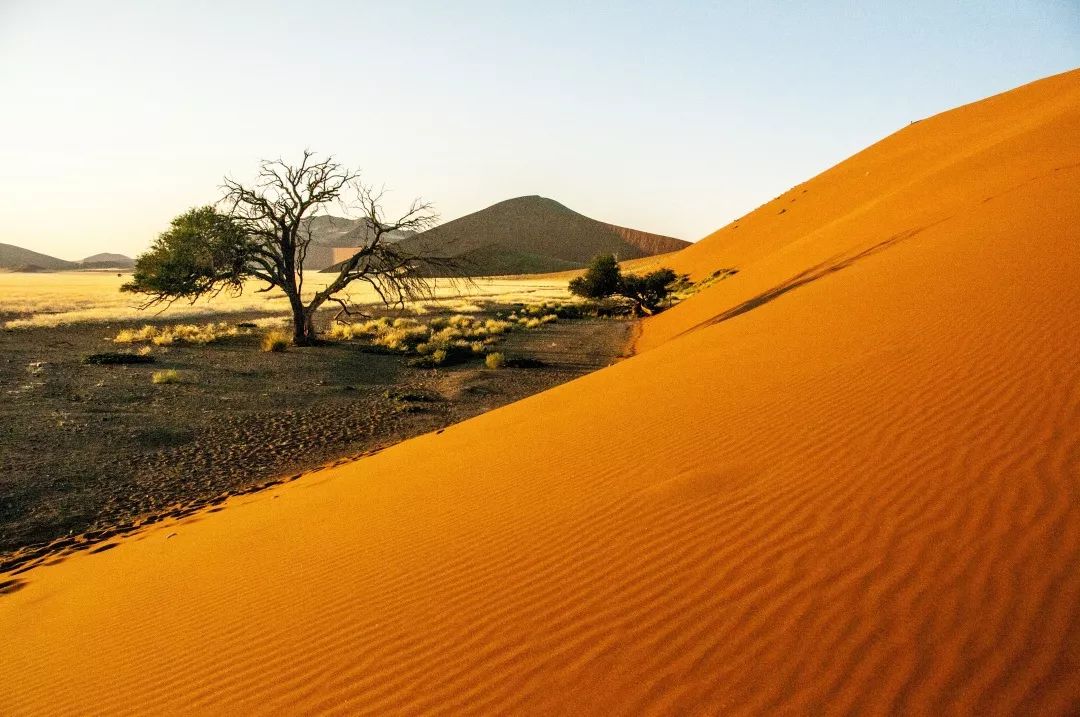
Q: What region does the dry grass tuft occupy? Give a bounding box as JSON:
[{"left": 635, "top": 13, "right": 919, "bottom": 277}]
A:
[
  {"left": 113, "top": 322, "right": 246, "bottom": 346},
  {"left": 151, "top": 369, "right": 183, "bottom": 384},
  {"left": 261, "top": 330, "right": 291, "bottom": 353},
  {"left": 327, "top": 305, "right": 561, "bottom": 363}
]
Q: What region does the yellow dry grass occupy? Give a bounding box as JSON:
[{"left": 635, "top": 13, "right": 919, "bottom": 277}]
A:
[
  {"left": 0, "top": 273, "right": 574, "bottom": 330},
  {"left": 113, "top": 322, "right": 245, "bottom": 346}
]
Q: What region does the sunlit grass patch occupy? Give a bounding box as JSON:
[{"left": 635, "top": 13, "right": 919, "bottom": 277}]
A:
[
  {"left": 261, "top": 329, "right": 291, "bottom": 352},
  {"left": 1, "top": 272, "right": 573, "bottom": 330},
  {"left": 326, "top": 301, "right": 562, "bottom": 364},
  {"left": 151, "top": 369, "right": 184, "bottom": 384},
  {"left": 113, "top": 322, "right": 246, "bottom": 346}
]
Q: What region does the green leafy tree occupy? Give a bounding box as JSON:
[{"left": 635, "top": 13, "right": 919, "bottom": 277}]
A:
[
  {"left": 122, "top": 151, "right": 455, "bottom": 345},
  {"left": 124, "top": 206, "right": 251, "bottom": 303},
  {"left": 568, "top": 254, "right": 621, "bottom": 299},
  {"left": 618, "top": 268, "right": 678, "bottom": 314},
  {"left": 568, "top": 253, "right": 679, "bottom": 315}
]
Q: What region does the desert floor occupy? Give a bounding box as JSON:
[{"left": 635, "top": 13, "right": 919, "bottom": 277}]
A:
[{"left": 1, "top": 305, "right": 632, "bottom": 570}]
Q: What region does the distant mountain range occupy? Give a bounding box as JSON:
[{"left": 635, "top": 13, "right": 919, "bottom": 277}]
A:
[
  {"left": 2, "top": 196, "right": 685, "bottom": 277},
  {"left": 322, "top": 196, "right": 689, "bottom": 276},
  {"left": 0, "top": 243, "right": 134, "bottom": 272}
]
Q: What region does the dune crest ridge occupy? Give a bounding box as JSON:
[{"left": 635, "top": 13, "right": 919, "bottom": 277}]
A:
[{"left": 3, "top": 69, "right": 1080, "bottom": 716}]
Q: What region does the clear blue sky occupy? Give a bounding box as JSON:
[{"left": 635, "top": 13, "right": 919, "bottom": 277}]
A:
[{"left": 1, "top": 1, "right": 1077, "bottom": 260}]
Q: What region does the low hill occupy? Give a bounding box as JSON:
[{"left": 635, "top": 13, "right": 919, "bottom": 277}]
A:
[
  {"left": 3, "top": 70, "right": 1079, "bottom": 715},
  {"left": 80, "top": 253, "right": 134, "bottom": 269},
  {"left": 0, "top": 243, "right": 77, "bottom": 271},
  {"left": 394, "top": 195, "right": 688, "bottom": 276}
]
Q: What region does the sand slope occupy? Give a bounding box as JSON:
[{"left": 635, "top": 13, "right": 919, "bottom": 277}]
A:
[{"left": 3, "top": 69, "right": 1080, "bottom": 715}]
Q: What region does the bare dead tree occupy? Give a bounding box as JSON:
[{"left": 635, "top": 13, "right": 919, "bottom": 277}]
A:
[{"left": 125, "top": 151, "right": 457, "bottom": 345}]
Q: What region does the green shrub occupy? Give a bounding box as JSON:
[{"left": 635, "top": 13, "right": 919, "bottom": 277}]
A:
[
  {"left": 485, "top": 352, "right": 505, "bottom": 369},
  {"left": 619, "top": 268, "right": 678, "bottom": 314},
  {"left": 568, "top": 253, "right": 681, "bottom": 315},
  {"left": 568, "top": 254, "right": 621, "bottom": 299}
]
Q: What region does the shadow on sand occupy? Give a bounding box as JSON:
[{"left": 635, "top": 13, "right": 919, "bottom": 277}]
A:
[{"left": 679, "top": 221, "right": 946, "bottom": 338}]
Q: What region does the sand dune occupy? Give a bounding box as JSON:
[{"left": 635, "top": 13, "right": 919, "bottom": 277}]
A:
[{"left": 3, "top": 69, "right": 1079, "bottom": 715}]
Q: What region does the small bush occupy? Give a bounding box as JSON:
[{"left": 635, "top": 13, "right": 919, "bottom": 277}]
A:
[
  {"left": 407, "top": 348, "right": 448, "bottom": 368},
  {"left": 485, "top": 352, "right": 505, "bottom": 369},
  {"left": 151, "top": 369, "right": 183, "bottom": 384},
  {"left": 326, "top": 322, "right": 354, "bottom": 341},
  {"left": 376, "top": 325, "right": 429, "bottom": 352},
  {"left": 261, "top": 329, "right": 291, "bottom": 352},
  {"left": 482, "top": 319, "right": 513, "bottom": 335},
  {"left": 113, "top": 325, "right": 156, "bottom": 344}
]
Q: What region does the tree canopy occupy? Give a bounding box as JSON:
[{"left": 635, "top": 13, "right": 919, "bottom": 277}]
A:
[
  {"left": 123, "top": 206, "right": 251, "bottom": 303},
  {"left": 568, "top": 254, "right": 680, "bottom": 315}
]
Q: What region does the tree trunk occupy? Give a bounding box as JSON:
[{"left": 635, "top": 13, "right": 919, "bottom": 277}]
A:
[{"left": 288, "top": 293, "right": 313, "bottom": 346}]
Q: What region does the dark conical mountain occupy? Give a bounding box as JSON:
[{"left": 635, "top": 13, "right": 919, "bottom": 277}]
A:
[{"left": 390, "top": 196, "right": 688, "bottom": 276}]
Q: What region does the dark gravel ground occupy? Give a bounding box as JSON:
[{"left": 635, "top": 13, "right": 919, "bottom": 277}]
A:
[{"left": 0, "top": 311, "right": 632, "bottom": 571}]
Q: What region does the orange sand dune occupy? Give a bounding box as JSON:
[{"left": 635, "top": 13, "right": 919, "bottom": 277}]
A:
[{"left": 3, "top": 69, "right": 1080, "bottom": 715}]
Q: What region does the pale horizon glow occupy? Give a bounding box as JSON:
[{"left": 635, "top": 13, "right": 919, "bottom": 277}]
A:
[{"left": 1, "top": 1, "right": 1077, "bottom": 261}]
